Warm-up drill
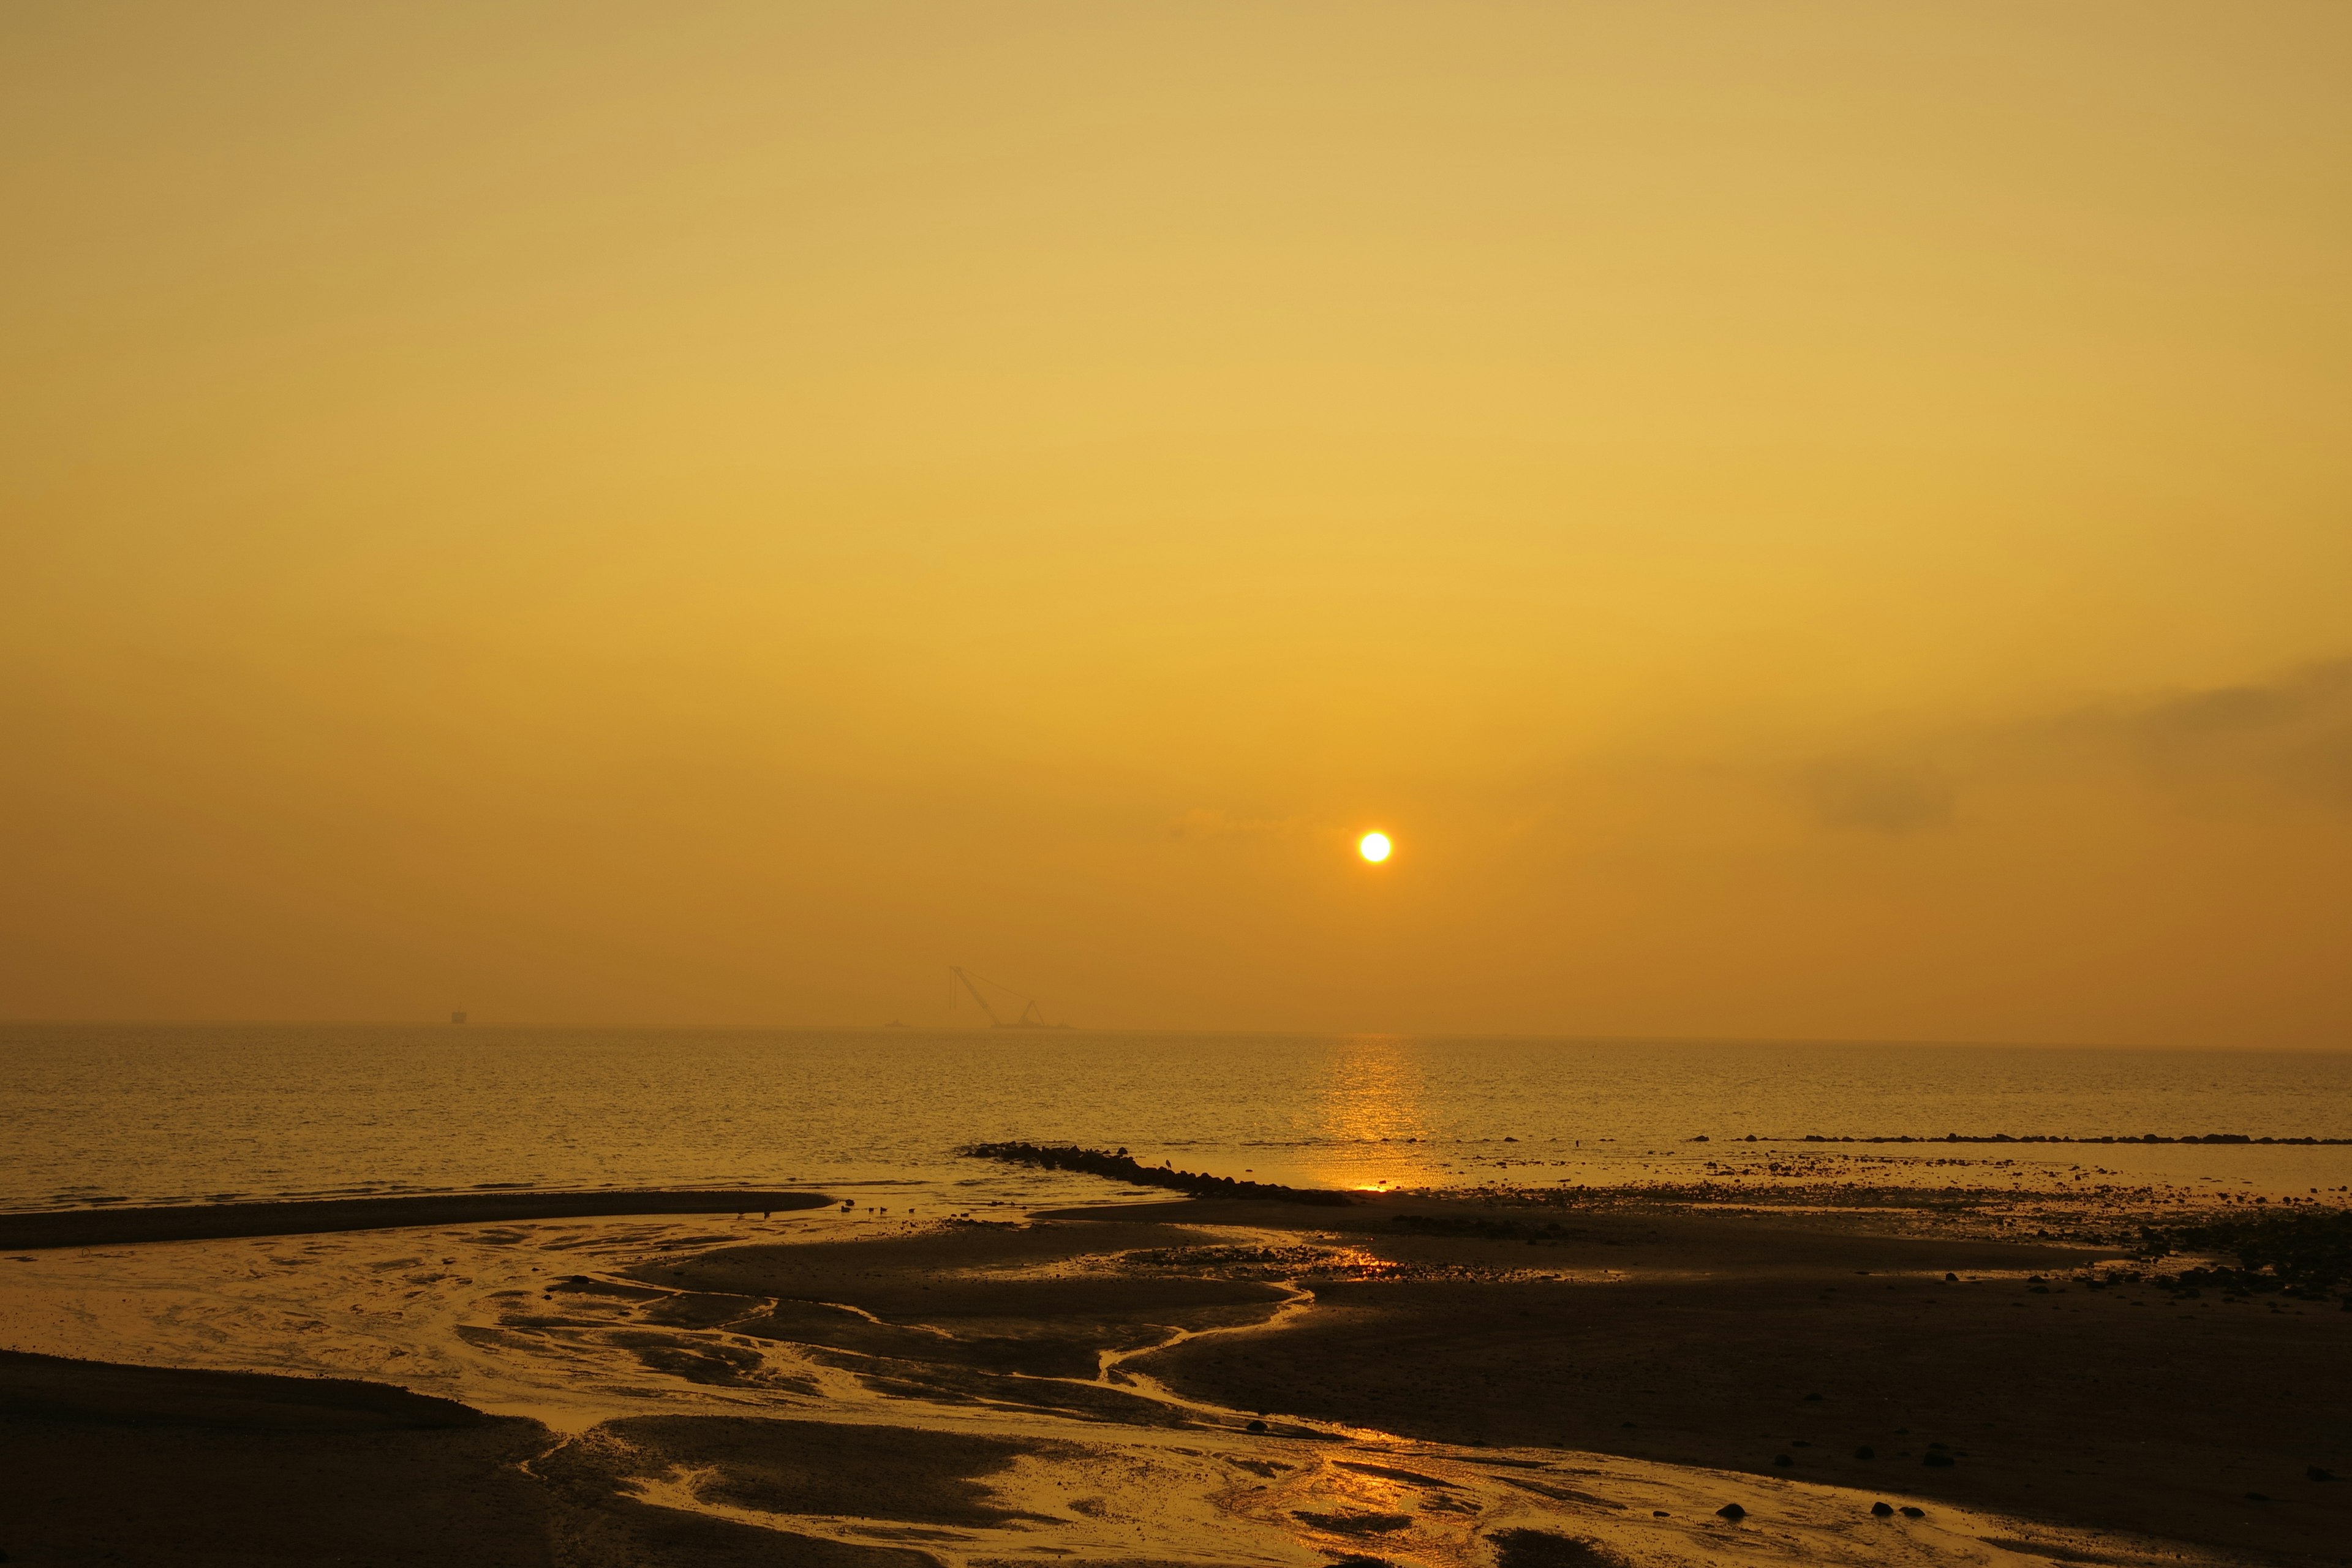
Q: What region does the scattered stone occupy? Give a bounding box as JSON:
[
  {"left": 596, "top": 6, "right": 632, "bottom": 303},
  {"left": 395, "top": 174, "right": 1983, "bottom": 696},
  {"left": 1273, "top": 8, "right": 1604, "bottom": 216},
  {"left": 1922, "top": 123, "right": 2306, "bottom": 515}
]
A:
[
  {"left": 1715, "top": 1504, "right": 1746, "bottom": 1520},
  {"left": 2310, "top": 1466, "right": 2337, "bottom": 1482},
  {"left": 1922, "top": 1452, "right": 1955, "bottom": 1468},
  {"left": 1246, "top": 1419, "right": 1268, "bottom": 1433},
  {"left": 1899, "top": 1506, "right": 1925, "bottom": 1518},
  {"left": 1855, "top": 1446, "right": 1875, "bottom": 1460},
  {"left": 2244, "top": 1492, "right": 2271, "bottom": 1503},
  {"left": 1945, "top": 1272, "right": 1958, "bottom": 1283},
  {"left": 1773, "top": 1455, "right": 1793, "bottom": 1468},
  {"left": 1802, "top": 1392, "right": 1823, "bottom": 1401},
  {"left": 1870, "top": 1502, "right": 1894, "bottom": 1517}
]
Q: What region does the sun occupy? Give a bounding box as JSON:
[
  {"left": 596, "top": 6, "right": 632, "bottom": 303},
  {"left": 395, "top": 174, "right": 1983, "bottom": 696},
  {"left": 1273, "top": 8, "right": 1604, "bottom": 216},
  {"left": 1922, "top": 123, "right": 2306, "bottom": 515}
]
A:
[{"left": 1358, "top": 831, "right": 1392, "bottom": 863}]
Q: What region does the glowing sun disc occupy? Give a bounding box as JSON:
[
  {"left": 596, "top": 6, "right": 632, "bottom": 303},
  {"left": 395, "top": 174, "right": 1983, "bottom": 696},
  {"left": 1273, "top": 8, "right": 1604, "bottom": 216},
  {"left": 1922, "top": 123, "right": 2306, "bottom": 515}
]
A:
[{"left": 1359, "top": 832, "right": 1392, "bottom": 863}]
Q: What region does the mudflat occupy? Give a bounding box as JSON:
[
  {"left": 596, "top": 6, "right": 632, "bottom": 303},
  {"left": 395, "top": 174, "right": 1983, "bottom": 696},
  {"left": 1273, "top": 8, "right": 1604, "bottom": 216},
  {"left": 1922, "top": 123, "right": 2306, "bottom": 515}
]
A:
[
  {"left": 0, "top": 1350, "right": 956, "bottom": 1567},
  {"left": 0, "top": 1188, "right": 832, "bottom": 1251},
  {"left": 1080, "top": 1196, "right": 2352, "bottom": 1562},
  {"left": 0, "top": 1349, "right": 560, "bottom": 1565},
  {"left": 3, "top": 1189, "right": 2345, "bottom": 1565}
]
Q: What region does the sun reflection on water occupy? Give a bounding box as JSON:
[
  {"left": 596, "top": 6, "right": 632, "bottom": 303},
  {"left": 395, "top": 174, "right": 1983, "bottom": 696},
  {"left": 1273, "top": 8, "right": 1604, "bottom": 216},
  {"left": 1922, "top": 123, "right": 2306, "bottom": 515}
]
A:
[{"left": 1307, "top": 1035, "right": 1449, "bottom": 1191}]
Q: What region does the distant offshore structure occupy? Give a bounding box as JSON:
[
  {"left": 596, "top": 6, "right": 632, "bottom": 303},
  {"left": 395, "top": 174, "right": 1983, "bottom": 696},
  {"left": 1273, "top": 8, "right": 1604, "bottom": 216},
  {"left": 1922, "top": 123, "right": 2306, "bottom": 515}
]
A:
[{"left": 948, "top": 966, "right": 1073, "bottom": 1030}]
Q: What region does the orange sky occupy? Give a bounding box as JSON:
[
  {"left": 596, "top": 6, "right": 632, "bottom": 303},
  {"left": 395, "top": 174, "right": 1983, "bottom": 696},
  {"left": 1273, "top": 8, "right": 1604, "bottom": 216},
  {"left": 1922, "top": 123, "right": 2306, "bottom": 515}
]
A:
[{"left": 5, "top": 2, "right": 2350, "bottom": 1044}]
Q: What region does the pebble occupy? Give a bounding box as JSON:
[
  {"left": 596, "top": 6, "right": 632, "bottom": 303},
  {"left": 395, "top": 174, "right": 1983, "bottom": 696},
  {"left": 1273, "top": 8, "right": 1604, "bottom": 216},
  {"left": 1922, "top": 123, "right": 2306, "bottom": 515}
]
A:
[
  {"left": 1870, "top": 1502, "right": 1894, "bottom": 1517},
  {"left": 1716, "top": 1503, "right": 1747, "bottom": 1520}
]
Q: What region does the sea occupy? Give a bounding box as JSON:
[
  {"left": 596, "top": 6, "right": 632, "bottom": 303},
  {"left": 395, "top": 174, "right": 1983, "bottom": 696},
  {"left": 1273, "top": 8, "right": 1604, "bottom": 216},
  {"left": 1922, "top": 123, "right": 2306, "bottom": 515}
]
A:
[{"left": 4, "top": 1025, "right": 2350, "bottom": 1213}]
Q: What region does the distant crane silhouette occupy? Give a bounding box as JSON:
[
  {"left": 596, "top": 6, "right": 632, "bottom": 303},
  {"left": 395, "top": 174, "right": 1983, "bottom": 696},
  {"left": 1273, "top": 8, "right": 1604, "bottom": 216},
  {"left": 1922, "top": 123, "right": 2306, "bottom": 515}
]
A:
[{"left": 948, "top": 967, "right": 1071, "bottom": 1029}]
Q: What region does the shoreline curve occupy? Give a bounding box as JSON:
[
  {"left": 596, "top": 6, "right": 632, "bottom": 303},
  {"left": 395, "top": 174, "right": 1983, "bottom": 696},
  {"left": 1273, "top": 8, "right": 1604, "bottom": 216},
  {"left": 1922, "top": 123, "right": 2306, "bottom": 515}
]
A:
[{"left": 0, "top": 1188, "right": 832, "bottom": 1251}]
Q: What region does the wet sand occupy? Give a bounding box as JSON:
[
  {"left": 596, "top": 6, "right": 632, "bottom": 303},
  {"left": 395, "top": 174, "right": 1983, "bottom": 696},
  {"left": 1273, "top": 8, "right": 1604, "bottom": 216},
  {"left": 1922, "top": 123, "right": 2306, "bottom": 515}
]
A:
[
  {"left": 0, "top": 1349, "right": 943, "bottom": 1566},
  {"left": 1, "top": 1188, "right": 2343, "bottom": 1566},
  {"left": 0, "top": 1188, "right": 832, "bottom": 1251},
  {"left": 1087, "top": 1197, "right": 2352, "bottom": 1562}
]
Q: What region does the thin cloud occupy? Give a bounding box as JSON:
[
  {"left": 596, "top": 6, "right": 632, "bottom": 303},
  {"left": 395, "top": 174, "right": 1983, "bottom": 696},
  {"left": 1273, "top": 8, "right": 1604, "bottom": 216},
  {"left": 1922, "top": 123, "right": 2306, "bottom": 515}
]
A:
[
  {"left": 1803, "top": 759, "right": 1956, "bottom": 835},
  {"left": 1167, "top": 807, "right": 1306, "bottom": 842},
  {"left": 1779, "top": 656, "right": 2352, "bottom": 837},
  {"left": 2117, "top": 658, "right": 2352, "bottom": 807}
]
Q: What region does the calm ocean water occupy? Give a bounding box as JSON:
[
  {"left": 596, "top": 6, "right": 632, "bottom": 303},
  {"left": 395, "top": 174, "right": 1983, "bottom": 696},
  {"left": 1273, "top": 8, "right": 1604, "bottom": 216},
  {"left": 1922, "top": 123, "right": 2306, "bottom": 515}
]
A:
[{"left": 4, "top": 1025, "right": 2349, "bottom": 1213}]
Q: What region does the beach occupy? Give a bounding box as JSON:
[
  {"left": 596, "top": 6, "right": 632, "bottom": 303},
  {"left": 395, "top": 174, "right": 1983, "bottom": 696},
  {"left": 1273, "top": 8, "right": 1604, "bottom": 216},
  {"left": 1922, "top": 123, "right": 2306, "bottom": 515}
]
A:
[
  {"left": 3, "top": 1172, "right": 2344, "bottom": 1566},
  {"left": 15, "top": 5, "right": 2352, "bottom": 1559}
]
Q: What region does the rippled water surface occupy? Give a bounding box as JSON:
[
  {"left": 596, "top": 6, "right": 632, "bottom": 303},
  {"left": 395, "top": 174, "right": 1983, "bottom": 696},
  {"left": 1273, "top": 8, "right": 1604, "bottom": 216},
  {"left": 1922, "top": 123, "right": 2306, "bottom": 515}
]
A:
[{"left": 4, "top": 1025, "right": 2350, "bottom": 1210}]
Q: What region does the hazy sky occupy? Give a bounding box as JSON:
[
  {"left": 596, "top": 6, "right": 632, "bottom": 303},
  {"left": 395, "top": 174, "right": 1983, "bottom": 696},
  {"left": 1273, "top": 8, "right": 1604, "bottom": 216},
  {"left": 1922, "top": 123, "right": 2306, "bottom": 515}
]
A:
[{"left": 5, "top": 2, "right": 2350, "bottom": 1044}]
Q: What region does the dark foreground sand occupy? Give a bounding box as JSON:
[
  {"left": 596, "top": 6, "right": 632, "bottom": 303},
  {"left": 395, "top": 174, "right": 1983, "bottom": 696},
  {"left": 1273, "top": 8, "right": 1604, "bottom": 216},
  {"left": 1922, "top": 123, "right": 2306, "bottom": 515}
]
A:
[
  {"left": 1085, "top": 1197, "right": 2352, "bottom": 1564},
  {"left": 3, "top": 1189, "right": 2346, "bottom": 1565},
  {"left": 0, "top": 1350, "right": 968, "bottom": 1566}
]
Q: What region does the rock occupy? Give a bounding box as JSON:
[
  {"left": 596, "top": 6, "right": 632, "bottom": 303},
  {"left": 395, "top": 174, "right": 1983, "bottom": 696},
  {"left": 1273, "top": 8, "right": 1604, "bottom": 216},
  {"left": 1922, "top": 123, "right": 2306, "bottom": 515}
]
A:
[
  {"left": 1899, "top": 1507, "right": 1925, "bottom": 1518},
  {"left": 2310, "top": 1466, "right": 2337, "bottom": 1482},
  {"left": 1870, "top": 1502, "right": 1894, "bottom": 1517},
  {"left": 1715, "top": 1504, "right": 1746, "bottom": 1520},
  {"left": 1802, "top": 1392, "right": 1823, "bottom": 1401},
  {"left": 1246, "top": 1419, "right": 1267, "bottom": 1433},
  {"left": 2245, "top": 1492, "right": 2271, "bottom": 1502},
  {"left": 1855, "top": 1446, "right": 1875, "bottom": 1460},
  {"left": 1923, "top": 1452, "right": 1955, "bottom": 1468},
  {"left": 1773, "top": 1455, "right": 1793, "bottom": 1468},
  {"left": 1945, "top": 1272, "right": 1958, "bottom": 1282}
]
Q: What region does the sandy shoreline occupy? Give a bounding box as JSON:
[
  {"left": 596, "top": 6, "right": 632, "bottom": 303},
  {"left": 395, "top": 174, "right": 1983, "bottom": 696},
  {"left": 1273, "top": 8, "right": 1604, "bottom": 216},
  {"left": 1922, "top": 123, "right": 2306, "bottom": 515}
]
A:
[
  {"left": 0, "top": 1188, "right": 834, "bottom": 1251},
  {"left": 1, "top": 1184, "right": 2344, "bottom": 1566}
]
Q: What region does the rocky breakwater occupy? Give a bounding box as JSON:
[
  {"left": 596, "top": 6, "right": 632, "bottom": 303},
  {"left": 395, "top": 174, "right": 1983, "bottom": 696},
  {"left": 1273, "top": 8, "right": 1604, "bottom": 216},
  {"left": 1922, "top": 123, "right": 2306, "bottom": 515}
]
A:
[{"left": 962, "top": 1142, "right": 1355, "bottom": 1204}]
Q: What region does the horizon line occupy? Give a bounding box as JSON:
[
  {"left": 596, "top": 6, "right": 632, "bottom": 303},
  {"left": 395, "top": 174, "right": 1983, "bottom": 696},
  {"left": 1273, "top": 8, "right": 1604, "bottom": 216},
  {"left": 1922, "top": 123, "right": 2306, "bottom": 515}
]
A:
[{"left": 0, "top": 1017, "right": 2345, "bottom": 1054}]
